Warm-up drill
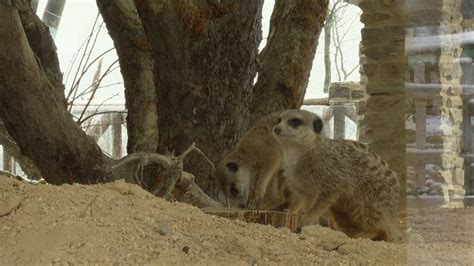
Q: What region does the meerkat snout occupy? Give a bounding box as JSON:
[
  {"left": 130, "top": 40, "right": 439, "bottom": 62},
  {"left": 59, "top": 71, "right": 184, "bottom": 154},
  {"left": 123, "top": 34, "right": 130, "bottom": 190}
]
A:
[{"left": 274, "top": 126, "right": 281, "bottom": 134}]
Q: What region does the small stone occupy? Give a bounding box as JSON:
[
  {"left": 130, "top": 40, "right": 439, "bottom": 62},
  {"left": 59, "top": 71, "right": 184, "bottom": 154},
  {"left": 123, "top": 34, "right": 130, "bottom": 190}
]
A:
[
  {"left": 157, "top": 224, "right": 173, "bottom": 236},
  {"left": 182, "top": 246, "right": 190, "bottom": 254}
]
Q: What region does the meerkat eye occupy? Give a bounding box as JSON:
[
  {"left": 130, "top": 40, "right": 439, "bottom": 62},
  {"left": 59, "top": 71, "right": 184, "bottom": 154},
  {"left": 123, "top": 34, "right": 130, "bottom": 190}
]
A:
[
  {"left": 288, "top": 118, "right": 302, "bottom": 128},
  {"left": 277, "top": 117, "right": 282, "bottom": 123},
  {"left": 226, "top": 162, "right": 239, "bottom": 173}
]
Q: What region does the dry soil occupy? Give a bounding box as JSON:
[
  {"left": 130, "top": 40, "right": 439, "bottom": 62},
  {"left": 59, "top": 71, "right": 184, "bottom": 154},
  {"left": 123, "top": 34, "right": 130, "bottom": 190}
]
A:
[{"left": 0, "top": 175, "right": 472, "bottom": 265}]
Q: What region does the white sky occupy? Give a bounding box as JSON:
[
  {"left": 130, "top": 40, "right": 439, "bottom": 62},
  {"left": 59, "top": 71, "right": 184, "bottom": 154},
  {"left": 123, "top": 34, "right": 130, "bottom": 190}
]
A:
[{"left": 36, "top": 0, "right": 362, "bottom": 106}]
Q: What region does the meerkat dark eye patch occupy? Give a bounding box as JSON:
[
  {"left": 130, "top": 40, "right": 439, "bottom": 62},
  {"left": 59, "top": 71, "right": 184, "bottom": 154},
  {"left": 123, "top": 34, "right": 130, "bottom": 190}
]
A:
[
  {"left": 226, "top": 162, "right": 239, "bottom": 173},
  {"left": 288, "top": 118, "right": 302, "bottom": 128},
  {"left": 313, "top": 117, "right": 323, "bottom": 133}
]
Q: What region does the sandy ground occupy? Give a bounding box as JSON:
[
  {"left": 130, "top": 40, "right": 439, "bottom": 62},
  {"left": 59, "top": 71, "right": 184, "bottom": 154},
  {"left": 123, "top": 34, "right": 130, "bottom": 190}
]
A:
[{"left": 1, "top": 175, "right": 473, "bottom": 265}]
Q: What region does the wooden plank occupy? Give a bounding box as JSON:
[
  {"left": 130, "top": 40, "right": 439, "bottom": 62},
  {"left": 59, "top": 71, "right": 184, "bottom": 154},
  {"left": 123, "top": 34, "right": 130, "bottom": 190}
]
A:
[
  {"left": 303, "top": 98, "right": 329, "bottom": 106},
  {"left": 202, "top": 207, "right": 300, "bottom": 232}
]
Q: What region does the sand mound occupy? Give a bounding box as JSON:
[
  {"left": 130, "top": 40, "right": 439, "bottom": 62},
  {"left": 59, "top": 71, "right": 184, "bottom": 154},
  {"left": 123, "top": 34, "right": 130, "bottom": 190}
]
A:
[{"left": 1, "top": 175, "right": 472, "bottom": 265}]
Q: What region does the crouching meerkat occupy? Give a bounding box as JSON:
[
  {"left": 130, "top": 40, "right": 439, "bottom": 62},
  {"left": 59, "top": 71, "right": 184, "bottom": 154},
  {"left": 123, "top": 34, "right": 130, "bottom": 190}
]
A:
[
  {"left": 273, "top": 109, "right": 402, "bottom": 242},
  {"left": 216, "top": 112, "right": 288, "bottom": 210}
]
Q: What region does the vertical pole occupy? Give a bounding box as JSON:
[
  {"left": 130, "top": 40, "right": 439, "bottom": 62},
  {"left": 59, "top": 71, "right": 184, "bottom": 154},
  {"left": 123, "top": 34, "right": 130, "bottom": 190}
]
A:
[
  {"left": 112, "top": 113, "right": 122, "bottom": 159},
  {"left": 42, "top": 0, "right": 67, "bottom": 39}
]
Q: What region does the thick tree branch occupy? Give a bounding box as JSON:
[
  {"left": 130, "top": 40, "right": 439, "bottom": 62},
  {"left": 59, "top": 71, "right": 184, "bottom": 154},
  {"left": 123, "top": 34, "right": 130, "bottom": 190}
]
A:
[
  {"left": 97, "top": 0, "right": 159, "bottom": 153},
  {"left": 0, "top": 4, "right": 114, "bottom": 185},
  {"left": 250, "top": 0, "right": 329, "bottom": 125},
  {"left": 15, "top": 0, "right": 66, "bottom": 102}
]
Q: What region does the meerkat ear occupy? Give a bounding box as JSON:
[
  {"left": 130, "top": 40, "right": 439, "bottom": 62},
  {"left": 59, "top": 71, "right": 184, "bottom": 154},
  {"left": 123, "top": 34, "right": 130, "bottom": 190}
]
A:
[
  {"left": 226, "top": 162, "right": 239, "bottom": 173},
  {"left": 313, "top": 117, "right": 323, "bottom": 133}
]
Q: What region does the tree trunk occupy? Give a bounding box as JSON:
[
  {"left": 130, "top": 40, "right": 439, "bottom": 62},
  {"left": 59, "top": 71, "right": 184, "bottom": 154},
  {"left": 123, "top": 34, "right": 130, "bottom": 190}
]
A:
[
  {"left": 135, "top": 1, "right": 263, "bottom": 195},
  {"left": 250, "top": 0, "right": 329, "bottom": 125},
  {"left": 0, "top": 3, "right": 113, "bottom": 185},
  {"left": 96, "top": 0, "right": 159, "bottom": 154}
]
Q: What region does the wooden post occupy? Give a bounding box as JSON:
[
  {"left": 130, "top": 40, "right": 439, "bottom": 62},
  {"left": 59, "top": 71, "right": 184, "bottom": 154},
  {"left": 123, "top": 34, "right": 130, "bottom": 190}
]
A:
[
  {"left": 414, "top": 61, "right": 426, "bottom": 84},
  {"left": 2, "top": 146, "right": 12, "bottom": 172},
  {"left": 112, "top": 113, "right": 123, "bottom": 159},
  {"left": 415, "top": 99, "right": 427, "bottom": 149},
  {"left": 460, "top": 57, "right": 473, "bottom": 85},
  {"left": 41, "top": 0, "right": 67, "bottom": 39},
  {"left": 333, "top": 104, "right": 345, "bottom": 139},
  {"left": 414, "top": 161, "right": 425, "bottom": 190}
]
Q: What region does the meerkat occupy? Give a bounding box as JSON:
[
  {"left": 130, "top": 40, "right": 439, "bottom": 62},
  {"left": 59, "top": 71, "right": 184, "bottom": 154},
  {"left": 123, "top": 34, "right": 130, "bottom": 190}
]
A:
[
  {"left": 273, "top": 109, "right": 402, "bottom": 242},
  {"left": 216, "top": 112, "right": 288, "bottom": 210}
]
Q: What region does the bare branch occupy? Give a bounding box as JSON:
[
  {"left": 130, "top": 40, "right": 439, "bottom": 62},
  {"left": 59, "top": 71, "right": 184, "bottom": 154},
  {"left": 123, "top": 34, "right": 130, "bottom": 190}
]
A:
[
  {"left": 76, "top": 59, "right": 119, "bottom": 122},
  {"left": 66, "top": 13, "right": 101, "bottom": 102},
  {"left": 78, "top": 110, "right": 126, "bottom": 125}
]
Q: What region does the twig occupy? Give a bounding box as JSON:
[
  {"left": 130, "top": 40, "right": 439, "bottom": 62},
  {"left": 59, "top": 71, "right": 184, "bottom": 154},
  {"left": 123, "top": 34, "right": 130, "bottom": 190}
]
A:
[
  {"left": 177, "top": 142, "right": 216, "bottom": 171},
  {"left": 76, "top": 59, "right": 119, "bottom": 122},
  {"left": 79, "top": 110, "right": 126, "bottom": 125},
  {"left": 192, "top": 146, "right": 216, "bottom": 172},
  {"left": 67, "top": 13, "right": 101, "bottom": 103}
]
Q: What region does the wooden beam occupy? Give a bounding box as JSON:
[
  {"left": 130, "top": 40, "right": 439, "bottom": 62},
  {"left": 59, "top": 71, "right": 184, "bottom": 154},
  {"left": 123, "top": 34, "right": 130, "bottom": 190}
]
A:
[{"left": 303, "top": 98, "right": 329, "bottom": 106}]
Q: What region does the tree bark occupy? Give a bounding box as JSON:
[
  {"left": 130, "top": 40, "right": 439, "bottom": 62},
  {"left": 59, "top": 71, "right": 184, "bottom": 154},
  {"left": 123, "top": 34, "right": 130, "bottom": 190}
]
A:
[
  {"left": 15, "top": 0, "right": 66, "bottom": 102},
  {"left": 135, "top": 0, "right": 263, "bottom": 195},
  {"left": 96, "top": 0, "right": 159, "bottom": 154},
  {"left": 0, "top": 3, "right": 113, "bottom": 185},
  {"left": 250, "top": 0, "right": 329, "bottom": 125}
]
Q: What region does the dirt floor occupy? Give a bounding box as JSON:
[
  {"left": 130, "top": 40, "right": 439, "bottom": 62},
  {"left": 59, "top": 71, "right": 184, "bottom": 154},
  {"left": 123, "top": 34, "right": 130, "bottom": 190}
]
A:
[{"left": 0, "top": 175, "right": 473, "bottom": 265}]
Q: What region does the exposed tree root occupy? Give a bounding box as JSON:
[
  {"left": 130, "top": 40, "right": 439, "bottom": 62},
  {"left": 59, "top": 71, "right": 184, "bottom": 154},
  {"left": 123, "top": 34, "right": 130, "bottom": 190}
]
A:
[{"left": 111, "top": 142, "right": 221, "bottom": 208}]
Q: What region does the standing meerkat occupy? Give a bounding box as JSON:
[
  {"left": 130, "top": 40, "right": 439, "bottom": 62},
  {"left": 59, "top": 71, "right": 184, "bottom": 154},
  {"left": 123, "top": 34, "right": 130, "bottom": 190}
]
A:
[
  {"left": 273, "top": 109, "right": 402, "bottom": 241},
  {"left": 216, "top": 112, "right": 288, "bottom": 210}
]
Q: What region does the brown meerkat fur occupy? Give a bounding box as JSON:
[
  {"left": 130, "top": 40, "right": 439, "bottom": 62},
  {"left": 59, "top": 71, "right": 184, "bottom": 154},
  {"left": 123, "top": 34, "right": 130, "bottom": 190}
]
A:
[
  {"left": 216, "top": 112, "right": 288, "bottom": 210},
  {"left": 273, "top": 109, "right": 402, "bottom": 242}
]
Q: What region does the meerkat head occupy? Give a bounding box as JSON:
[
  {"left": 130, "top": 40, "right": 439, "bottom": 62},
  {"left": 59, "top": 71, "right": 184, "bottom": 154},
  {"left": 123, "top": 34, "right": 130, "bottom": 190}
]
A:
[
  {"left": 272, "top": 109, "right": 324, "bottom": 147},
  {"left": 216, "top": 157, "right": 253, "bottom": 207}
]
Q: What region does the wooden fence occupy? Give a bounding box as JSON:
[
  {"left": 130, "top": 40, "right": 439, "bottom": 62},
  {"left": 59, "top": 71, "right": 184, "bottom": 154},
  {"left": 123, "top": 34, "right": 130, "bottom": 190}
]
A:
[{"left": 406, "top": 57, "right": 474, "bottom": 191}]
